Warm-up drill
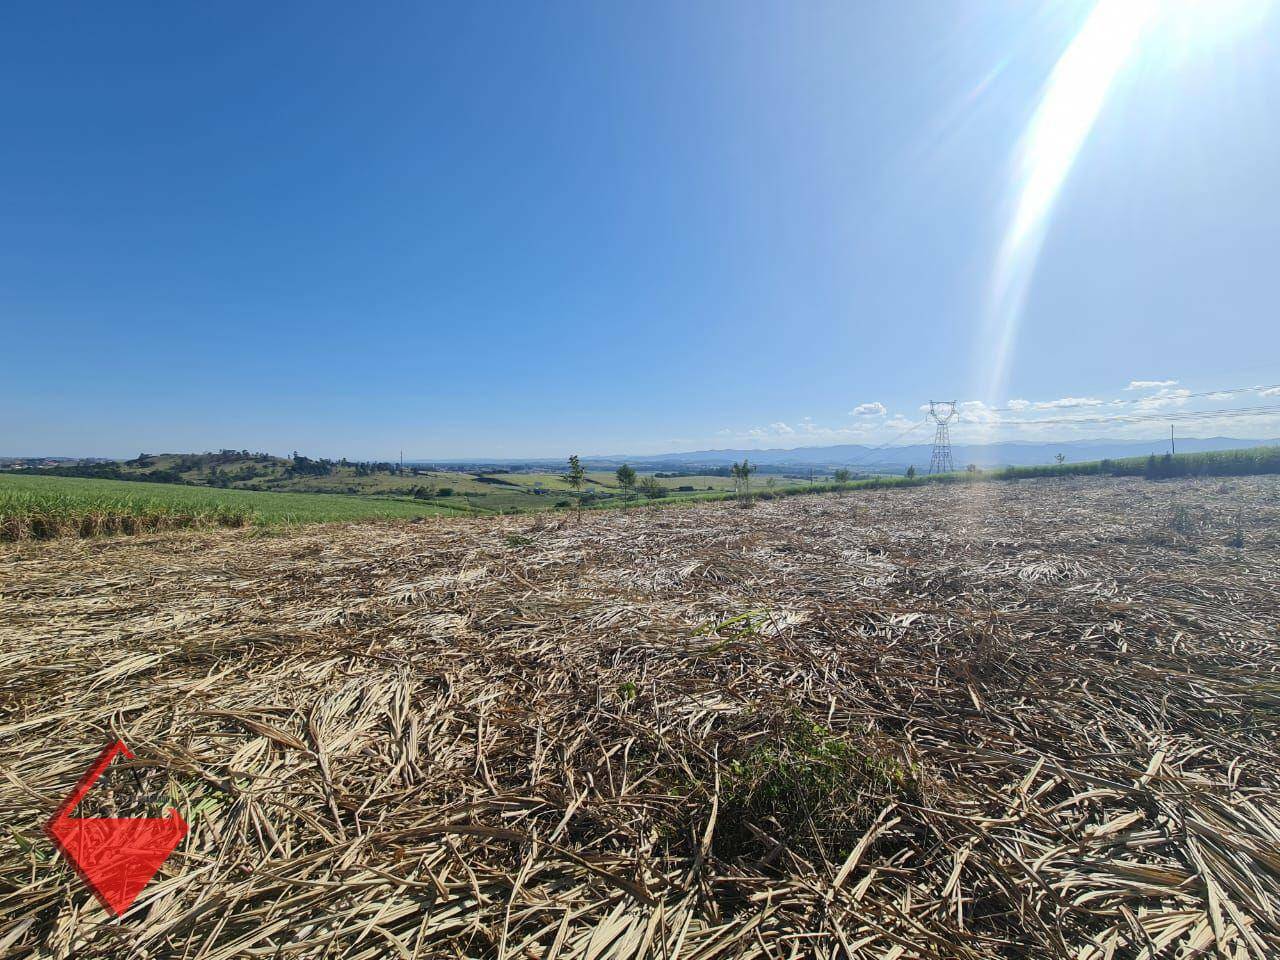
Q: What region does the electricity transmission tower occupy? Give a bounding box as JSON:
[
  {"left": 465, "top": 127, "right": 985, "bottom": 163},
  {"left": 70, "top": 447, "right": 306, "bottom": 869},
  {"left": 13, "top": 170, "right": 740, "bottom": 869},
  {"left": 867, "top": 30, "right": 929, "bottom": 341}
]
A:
[{"left": 927, "top": 401, "right": 957, "bottom": 475}]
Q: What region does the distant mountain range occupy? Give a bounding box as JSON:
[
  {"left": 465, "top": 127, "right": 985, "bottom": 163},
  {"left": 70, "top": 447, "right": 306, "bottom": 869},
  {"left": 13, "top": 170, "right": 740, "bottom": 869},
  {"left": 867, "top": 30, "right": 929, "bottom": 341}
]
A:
[
  {"left": 616, "top": 437, "right": 1279, "bottom": 471},
  {"left": 408, "top": 436, "right": 1279, "bottom": 473},
  {"left": 9, "top": 437, "right": 1277, "bottom": 476}
]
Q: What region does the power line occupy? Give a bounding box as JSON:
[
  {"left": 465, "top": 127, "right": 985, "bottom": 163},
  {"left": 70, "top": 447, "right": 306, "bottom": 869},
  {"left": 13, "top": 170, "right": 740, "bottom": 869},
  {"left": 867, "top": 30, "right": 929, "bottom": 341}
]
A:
[
  {"left": 979, "top": 383, "right": 1280, "bottom": 416},
  {"left": 843, "top": 416, "right": 931, "bottom": 468},
  {"left": 927, "top": 401, "right": 957, "bottom": 474},
  {"left": 967, "top": 403, "right": 1280, "bottom": 429},
  {"left": 788, "top": 391, "right": 1277, "bottom": 466}
]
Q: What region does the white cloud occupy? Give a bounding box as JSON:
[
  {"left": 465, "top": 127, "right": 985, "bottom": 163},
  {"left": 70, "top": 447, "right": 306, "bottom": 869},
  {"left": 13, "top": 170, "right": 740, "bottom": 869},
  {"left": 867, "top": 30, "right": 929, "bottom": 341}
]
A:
[
  {"left": 1134, "top": 387, "right": 1192, "bottom": 410},
  {"left": 1032, "top": 396, "right": 1104, "bottom": 410},
  {"left": 729, "top": 411, "right": 917, "bottom": 446},
  {"left": 715, "top": 380, "right": 1280, "bottom": 452},
  {"left": 738, "top": 421, "right": 818, "bottom": 443},
  {"left": 949, "top": 400, "right": 997, "bottom": 425},
  {"left": 849, "top": 401, "right": 887, "bottom": 417}
]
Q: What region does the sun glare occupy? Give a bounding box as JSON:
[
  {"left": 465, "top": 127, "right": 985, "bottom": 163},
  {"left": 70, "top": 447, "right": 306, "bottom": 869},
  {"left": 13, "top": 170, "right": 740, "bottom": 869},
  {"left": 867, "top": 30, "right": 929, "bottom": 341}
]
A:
[
  {"left": 984, "top": 0, "right": 1155, "bottom": 410},
  {"left": 980, "top": 0, "right": 1274, "bottom": 411}
]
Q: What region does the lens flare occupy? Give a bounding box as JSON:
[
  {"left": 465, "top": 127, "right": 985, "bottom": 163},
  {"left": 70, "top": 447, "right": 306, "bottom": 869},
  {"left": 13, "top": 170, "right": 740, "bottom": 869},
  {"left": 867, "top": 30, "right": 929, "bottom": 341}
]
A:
[
  {"left": 983, "top": 0, "right": 1157, "bottom": 412},
  {"left": 980, "top": 0, "right": 1275, "bottom": 422}
]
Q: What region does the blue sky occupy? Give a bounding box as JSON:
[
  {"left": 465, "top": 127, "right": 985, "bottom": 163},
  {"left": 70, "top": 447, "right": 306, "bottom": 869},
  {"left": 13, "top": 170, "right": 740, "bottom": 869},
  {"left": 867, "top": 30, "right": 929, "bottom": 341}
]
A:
[{"left": 3, "top": 1, "right": 1278, "bottom": 458}]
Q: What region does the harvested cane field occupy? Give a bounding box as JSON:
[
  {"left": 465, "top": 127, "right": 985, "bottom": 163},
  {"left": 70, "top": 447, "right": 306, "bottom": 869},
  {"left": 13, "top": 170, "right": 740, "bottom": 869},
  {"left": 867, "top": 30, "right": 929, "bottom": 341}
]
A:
[{"left": 2, "top": 476, "right": 1279, "bottom": 959}]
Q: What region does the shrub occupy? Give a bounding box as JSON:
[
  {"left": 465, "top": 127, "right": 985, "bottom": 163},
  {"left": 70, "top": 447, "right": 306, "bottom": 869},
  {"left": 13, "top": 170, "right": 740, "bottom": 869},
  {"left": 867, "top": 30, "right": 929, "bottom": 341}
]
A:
[
  {"left": 638, "top": 476, "right": 666, "bottom": 499},
  {"left": 715, "top": 714, "right": 919, "bottom": 866}
]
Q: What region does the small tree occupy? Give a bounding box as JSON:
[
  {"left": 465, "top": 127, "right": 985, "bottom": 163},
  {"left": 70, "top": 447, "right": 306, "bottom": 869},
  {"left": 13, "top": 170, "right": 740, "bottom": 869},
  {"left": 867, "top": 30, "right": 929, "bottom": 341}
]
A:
[
  {"left": 1055, "top": 453, "right": 1066, "bottom": 465},
  {"left": 564, "top": 455, "right": 586, "bottom": 518},
  {"left": 638, "top": 476, "right": 666, "bottom": 499},
  {"left": 905, "top": 465, "right": 917, "bottom": 479},
  {"left": 730, "top": 458, "right": 756, "bottom": 501},
  {"left": 615, "top": 463, "right": 637, "bottom": 506},
  {"left": 832, "top": 468, "right": 852, "bottom": 486}
]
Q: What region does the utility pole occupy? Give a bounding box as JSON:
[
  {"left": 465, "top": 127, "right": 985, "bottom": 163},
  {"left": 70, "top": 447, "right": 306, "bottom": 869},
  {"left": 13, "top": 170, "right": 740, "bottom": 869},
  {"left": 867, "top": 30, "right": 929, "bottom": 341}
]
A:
[
  {"left": 1170, "top": 426, "right": 1175, "bottom": 456},
  {"left": 927, "top": 401, "right": 957, "bottom": 475}
]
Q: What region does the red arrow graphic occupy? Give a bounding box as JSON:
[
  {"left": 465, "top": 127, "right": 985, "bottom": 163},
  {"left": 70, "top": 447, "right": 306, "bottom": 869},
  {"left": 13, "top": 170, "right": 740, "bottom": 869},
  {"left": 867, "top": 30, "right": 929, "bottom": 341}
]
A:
[{"left": 45, "top": 740, "right": 187, "bottom": 916}]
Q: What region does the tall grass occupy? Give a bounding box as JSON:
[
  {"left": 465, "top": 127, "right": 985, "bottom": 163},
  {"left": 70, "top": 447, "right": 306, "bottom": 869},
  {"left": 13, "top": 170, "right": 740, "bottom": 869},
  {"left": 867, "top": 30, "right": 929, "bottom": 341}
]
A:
[
  {"left": 993, "top": 445, "right": 1280, "bottom": 480},
  {"left": 0, "top": 473, "right": 453, "bottom": 541},
  {"left": 0, "top": 489, "right": 250, "bottom": 541}
]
